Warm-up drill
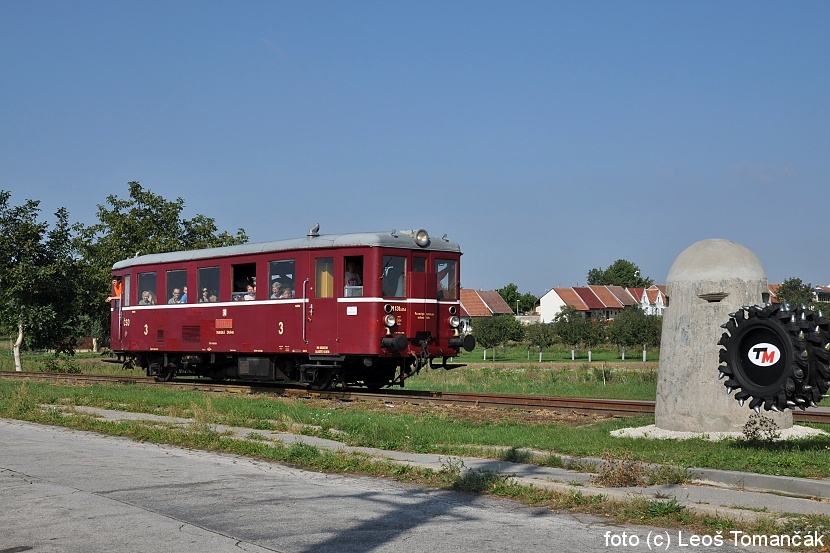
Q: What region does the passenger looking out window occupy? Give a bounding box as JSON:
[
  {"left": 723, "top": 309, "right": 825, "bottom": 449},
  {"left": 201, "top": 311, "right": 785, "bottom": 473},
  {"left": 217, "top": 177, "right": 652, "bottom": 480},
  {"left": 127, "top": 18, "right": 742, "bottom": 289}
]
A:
[
  {"left": 168, "top": 288, "right": 182, "bottom": 304},
  {"left": 106, "top": 278, "right": 122, "bottom": 302},
  {"left": 140, "top": 290, "right": 155, "bottom": 305},
  {"left": 344, "top": 256, "right": 363, "bottom": 297}
]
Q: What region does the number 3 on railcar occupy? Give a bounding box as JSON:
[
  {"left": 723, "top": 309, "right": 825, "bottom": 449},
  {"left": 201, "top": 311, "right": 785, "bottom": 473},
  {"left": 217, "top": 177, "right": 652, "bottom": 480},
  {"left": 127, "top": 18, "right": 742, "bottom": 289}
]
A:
[{"left": 106, "top": 227, "right": 476, "bottom": 390}]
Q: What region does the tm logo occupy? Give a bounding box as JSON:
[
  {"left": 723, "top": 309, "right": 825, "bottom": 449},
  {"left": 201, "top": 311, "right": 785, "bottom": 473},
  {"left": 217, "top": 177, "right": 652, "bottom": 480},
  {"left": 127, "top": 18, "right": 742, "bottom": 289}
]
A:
[{"left": 749, "top": 343, "right": 780, "bottom": 367}]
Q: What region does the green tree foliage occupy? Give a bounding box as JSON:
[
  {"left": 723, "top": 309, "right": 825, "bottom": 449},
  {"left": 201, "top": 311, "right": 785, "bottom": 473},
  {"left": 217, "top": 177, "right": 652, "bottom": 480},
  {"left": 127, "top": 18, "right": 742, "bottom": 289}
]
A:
[
  {"left": 74, "top": 181, "right": 249, "bottom": 342},
  {"left": 607, "top": 306, "right": 662, "bottom": 353},
  {"left": 551, "top": 306, "right": 588, "bottom": 353},
  {"left": 497, "top": 283, "right": 538, "bottom": 314},
  {"left": 525, "top": 322, "right": 556, "bottom": 361},
  {"left": 0, "top": 192, "right": 80, "bottom": 370},
  {"left": 472, "top": 315, "right": 525, "bottom": 359},
  {"left": 586, "top": 259, "right": 654, "bottom": 288},
  {"left": 775, "top": 277, "right": 815, "bottom": 307}
]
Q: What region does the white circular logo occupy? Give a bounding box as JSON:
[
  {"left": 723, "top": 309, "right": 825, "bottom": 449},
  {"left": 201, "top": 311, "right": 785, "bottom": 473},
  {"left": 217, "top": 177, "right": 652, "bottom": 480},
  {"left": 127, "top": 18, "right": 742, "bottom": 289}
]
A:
[{"left": 748, "top": 343, "right": 780, "bottom": 367}]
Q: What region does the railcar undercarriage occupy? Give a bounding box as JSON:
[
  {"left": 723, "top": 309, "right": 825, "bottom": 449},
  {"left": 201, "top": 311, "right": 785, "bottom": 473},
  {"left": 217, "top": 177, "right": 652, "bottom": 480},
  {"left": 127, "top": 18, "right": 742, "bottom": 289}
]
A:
[{"left": 117, "top": 350, "right": 458, "bottom": 391}]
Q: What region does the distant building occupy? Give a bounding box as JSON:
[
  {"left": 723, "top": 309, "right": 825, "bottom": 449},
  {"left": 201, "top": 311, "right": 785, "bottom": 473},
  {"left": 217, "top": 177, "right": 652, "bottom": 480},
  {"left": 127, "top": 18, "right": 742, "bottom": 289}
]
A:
[
  {"left": 459, "top": 289, "right": 515, "bottom": 332},
  {"left": 538, "top": 285, "right": 667, "bottom": 322}
]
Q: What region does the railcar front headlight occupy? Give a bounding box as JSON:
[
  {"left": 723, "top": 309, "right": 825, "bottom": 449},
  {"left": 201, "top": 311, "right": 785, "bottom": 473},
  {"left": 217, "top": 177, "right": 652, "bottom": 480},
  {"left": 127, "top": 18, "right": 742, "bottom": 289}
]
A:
[
  {"left": 384, "top": 314, "right": 397, "bottom": 327},
  {"left": 449, "top": 315, "right": 460, "bottom": 328},
  {"left": 414, "top": 229, "right": 430, "bottom": 247}
]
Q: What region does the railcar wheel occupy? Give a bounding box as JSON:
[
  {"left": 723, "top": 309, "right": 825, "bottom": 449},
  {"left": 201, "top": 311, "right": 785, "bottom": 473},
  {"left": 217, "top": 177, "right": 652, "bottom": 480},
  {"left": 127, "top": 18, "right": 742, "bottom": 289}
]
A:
[
  {"left": 309, "top": 369, "right": 334, "bottom": 391},
  {"left": 155, "top": 363, "right": 175, "bottom": 382},
  {"left": 718, "top": 303, "right": 830, "bottom": 412}
]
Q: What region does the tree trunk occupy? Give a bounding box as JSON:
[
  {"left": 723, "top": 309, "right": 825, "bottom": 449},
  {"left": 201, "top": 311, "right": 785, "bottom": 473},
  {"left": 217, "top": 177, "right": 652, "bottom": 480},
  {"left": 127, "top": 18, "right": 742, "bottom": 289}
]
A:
[
  {"left": 92, "top": 337, "right": 98, "bottom": 352},
  {"left": 13, "top": 319, "right": 23, "bottom": 372}
]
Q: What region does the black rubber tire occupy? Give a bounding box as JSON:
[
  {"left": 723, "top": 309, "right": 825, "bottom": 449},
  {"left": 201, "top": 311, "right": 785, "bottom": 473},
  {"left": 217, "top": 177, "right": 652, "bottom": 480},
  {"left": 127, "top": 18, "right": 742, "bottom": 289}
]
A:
[{"left": 718, "top": 303, "right": 830, "bottom": 411}]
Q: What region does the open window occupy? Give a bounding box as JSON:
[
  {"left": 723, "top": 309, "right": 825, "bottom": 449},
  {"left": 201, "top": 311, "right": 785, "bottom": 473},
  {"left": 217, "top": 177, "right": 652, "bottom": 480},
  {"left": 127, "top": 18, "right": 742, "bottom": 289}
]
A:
[
  {"left": 166, "top": 269, "right": 187, "bottom": 304},
  {"left": 138, "top": 272, "right": 157, "bottom": 305},
  {"left": 269, "top": 259, "right": 296, "bottom": 299},
  {"left": 343, "top": 255, "right": 363, "bottom": 297},
  {"left": 232, "top": 263, "right": 257, "bottom": 301},
  {"left": 198, "top": 266, "right": 220, "bottom": 303}
]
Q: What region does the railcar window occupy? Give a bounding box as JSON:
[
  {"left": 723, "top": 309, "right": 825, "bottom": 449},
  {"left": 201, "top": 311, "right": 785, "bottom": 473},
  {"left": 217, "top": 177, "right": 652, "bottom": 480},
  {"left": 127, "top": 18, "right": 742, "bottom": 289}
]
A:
[
  {"left": 198, "top": 267, "right": 220, "bottom": 303},
  {"left": 138, "top": 272, "right": 157, "bottom": 305},
  {"left": 343, "top": 255, "right": 363, "bottom": 297},
  {"left": 232, "top": 263, "right": 257, "bottom": 301},
  {"left": 123, "top": 275, "right": 130, "bottom": 307},
  {"left": 436, "top": 259, "right": 458, "bottom": 299},
  {"left": 413, "top": 257, "right": 427, "bottom": 273},
  {"left": 269, "top": 259, "right": 296, "bottom": 299},
  {"left": 315, "top": 258, "right": 334, "bottom": 298},
  {"left": 166, "top": 270, "right": 187, "bottom": 304},
  {"left": 382, "top": 256, "right": 406, "bottom": 297}
]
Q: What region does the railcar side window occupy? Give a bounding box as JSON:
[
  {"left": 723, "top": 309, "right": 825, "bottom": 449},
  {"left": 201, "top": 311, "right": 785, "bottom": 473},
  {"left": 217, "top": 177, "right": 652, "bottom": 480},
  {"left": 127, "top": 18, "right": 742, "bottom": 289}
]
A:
[
  {"left": 343, "top": 256, "right": 363, "bottom": 297},
  {"left": 166, "top": 270, "right": 187, "bottom": 304},
  {"left": 138, "top": 272, "right": 157, "bottom": 305},
  {"left": 382, "top": 256, "right": 406, "bottom": 297},
  {"left": 436, "top": 259, "right": 458, "bottom": 299},
  {"left": 232, "top": 263, "right": 257, "bottom": 301},
  {"left": 269, "top": 260, "right": 296, "bottom": 299},
  {"left": 315, "top": 258, "right": 334, "bottom": 298},
  {"left": 123, "top": 275, "right": 130, "bottom": 307},
  {"left": 198, "top": 267, "right": 220, "bottom": 303}
]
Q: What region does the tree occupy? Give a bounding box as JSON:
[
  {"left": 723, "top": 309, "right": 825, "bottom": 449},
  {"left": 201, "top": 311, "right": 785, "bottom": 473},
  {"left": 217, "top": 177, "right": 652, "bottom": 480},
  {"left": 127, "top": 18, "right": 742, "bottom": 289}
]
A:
[
  {"left": 525, "top": 322, "right": 556, "bottom": 362},
  {"left": 586, "top": 259, "right": 654, "bottom": 288},
  {"left": 74, "top": 181, "right": 249, "bottom": 345},
  {"left": 608, "top": 306, "right": 651, "bottom": 358},
  {"left": 472, "top": 315, "right": 525, "bottom": 360},
  {"left": 776, "top": 277, "right": 814, "bottom": 307},
  {"left": 0, "top": 192, "right": 79, "bottom": 370},
  {"left": 551, "top": 306, "right": 588, "bottom": 360},
  {"left": 497, "top": 283, "right": 538, "bottom": 314}
]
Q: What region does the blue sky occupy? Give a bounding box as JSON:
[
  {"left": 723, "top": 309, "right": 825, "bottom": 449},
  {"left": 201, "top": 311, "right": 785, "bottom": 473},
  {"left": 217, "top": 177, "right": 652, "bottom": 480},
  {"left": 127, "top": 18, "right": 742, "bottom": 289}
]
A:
[{"left": 2, "top": 1, "right": 828, "bottom": 296}]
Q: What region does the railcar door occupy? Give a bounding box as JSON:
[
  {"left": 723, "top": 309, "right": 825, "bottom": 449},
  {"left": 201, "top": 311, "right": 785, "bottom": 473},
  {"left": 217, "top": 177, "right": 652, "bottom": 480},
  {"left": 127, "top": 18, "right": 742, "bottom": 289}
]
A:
[
  {"left": 304, "top": 254, "right": 339, "bottom": 354},
  {"left": 408, "top": 261, "right": 439, "bottom": 338},
  {"left": 109, "top": 275, "right": 128, "bottom": 351}
]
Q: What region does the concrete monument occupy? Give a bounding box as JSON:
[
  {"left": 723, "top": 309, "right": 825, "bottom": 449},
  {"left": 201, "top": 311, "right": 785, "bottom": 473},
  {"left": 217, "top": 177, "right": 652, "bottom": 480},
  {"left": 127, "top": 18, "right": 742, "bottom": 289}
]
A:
[{"left": 655, "top": 239, "right": 792, "bottom": 432}]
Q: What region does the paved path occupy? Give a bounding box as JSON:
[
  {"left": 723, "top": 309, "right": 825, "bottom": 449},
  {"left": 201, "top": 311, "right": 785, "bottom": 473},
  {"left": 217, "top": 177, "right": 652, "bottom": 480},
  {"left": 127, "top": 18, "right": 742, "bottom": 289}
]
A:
[{"left": 1, "top": 412, "right": 825, "bottom": 552}]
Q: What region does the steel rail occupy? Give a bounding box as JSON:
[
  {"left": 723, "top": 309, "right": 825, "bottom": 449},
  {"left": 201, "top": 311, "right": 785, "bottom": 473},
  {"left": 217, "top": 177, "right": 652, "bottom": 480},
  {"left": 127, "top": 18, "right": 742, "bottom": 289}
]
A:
[{"left": 1, "top": 371, "right": 828, "bottom": 423}]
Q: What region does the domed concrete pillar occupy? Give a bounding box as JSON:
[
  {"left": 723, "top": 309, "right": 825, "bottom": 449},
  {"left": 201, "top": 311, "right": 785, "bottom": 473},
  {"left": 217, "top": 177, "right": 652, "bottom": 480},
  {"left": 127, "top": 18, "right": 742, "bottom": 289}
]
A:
[{"left": 655, "top": 239, "right": 792, "bottom": 432}]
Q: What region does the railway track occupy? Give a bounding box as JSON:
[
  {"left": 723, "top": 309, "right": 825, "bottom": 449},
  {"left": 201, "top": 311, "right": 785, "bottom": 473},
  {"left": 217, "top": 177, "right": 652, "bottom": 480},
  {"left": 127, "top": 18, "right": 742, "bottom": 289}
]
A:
[{"left": 2, "top": 370, "right": 829, "bottom": 423}]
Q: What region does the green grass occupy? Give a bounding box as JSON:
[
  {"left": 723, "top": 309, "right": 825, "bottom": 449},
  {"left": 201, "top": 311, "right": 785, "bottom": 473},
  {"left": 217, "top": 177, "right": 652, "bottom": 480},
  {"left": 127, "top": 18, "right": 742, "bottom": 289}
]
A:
[
  {"left": 405, "top": 363, "right": 659, "bottom": 400},
  {"left": 3, "top": 378, "right": 830, "bottom": 549},
  {"left": 2, "top": 379, "right": 829, "bottom": 480},
  {"left": 454, "top": 344, "right": 660, "bottom": 364}
]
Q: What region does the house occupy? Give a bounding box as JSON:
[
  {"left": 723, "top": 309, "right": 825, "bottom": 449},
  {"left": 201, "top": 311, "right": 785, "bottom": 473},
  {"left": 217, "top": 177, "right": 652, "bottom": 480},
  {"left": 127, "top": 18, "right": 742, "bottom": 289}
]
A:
[
  {"left": 538, "top": 285, "right": 665, "bottom": 322},
  {"left": 459, "top": 289, "right": 515, "bottom": 332}
]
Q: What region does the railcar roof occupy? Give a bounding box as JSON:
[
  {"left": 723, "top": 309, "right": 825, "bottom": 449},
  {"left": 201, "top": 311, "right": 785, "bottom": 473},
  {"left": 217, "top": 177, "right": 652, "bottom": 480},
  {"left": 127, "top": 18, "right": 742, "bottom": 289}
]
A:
[{"left": 112, "top": 229, "right": 462, "bottom": 270}]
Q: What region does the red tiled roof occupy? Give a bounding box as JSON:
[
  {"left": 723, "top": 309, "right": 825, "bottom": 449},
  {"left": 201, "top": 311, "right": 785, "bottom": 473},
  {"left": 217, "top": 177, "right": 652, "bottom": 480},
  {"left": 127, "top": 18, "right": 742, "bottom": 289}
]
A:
[
  {"left": 460, "top": 289, "right": 491, "bottom": 317},
  {"left": 607, "top": 286, "right": 637, "bottom": 306},
  {"left": 572, "top": 287, "right": 604, "bottom": 310},
  {"left": 588, "top": 285, "right": 624, "bottom": 309},
  {"left": 478, "top": 290, "right": 515, "bottom": 315},
  {"left": 554, "top": 288, "right": 588, "bottom": 311},
  {"left": 459, "top": 289, "right": 514, "bottom": 317},
  {"left": 627, "top": 287, "right": 645, "bottom": 303}
]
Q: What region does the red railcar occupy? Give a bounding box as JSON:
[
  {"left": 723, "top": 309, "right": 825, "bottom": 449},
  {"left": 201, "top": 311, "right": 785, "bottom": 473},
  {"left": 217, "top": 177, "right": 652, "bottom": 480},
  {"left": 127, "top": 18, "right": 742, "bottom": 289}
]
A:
[{"left": 108, "top": 227, "right": 475, "bottom": 389}]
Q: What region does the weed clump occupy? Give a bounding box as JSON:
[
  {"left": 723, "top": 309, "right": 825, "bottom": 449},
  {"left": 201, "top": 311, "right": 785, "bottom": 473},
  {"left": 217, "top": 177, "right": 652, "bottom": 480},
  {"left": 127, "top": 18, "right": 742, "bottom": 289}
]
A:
[{"left": 741, "top": 413, "right": 781, "bottom": 444}]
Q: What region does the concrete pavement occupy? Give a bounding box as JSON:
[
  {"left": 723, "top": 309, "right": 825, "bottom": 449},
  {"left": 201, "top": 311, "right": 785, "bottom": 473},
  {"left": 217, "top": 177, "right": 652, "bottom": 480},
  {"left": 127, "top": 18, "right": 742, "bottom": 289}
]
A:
[{"left": 1, "top": 410, "right": 827, "bottom": 552}]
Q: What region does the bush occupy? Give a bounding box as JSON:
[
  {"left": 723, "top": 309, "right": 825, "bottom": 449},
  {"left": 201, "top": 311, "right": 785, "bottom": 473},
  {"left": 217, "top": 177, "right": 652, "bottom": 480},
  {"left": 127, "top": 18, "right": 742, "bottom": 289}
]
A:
[{"left": 39, "top": 355, "right": 82, "bottom": 374}]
